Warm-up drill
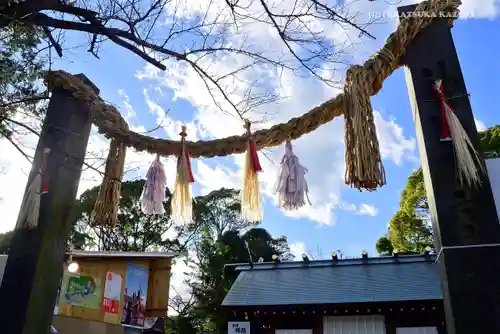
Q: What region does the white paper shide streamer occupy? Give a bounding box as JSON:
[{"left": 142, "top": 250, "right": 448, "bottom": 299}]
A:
[
  {"left": 17, "top": 147, "right": 51, "bottom": 229},
  {"left": 140, "top": 154, "right": 167, "bottom": 215},
  {"left": 274, "top": 140, "right": 311, "bottom": 210},
  {"left": 434, "top": 79, "right": 483, "bottom": 187}
]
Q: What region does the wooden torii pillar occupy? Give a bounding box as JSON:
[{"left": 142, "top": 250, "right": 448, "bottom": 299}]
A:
[
  {"left": 399, "top": 4, "right": 500, "bottom": 333},
  {"left": 0, "top": 74, "right": 96, "bottom": 334}
]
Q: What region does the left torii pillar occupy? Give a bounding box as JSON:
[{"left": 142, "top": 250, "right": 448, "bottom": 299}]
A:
[{"left": 0, "top": 74, "right": 97, "bottom": 334}]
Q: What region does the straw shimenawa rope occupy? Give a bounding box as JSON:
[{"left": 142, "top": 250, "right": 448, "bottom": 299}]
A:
[
  {"left": 44, "top": 0, "right": 461, "bottom": 191},
  {"left": 91, "top": 137, "right": 127, "bottom": 227}
]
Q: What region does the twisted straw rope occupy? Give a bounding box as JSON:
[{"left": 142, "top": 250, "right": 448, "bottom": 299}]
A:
[{"left": 44, "top": 0, "right": 461, "bottom": 159}]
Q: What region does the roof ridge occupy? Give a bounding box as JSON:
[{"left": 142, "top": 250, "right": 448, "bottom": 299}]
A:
[{"left": 231, "top": 254, "right": 435, "bottom": 271}]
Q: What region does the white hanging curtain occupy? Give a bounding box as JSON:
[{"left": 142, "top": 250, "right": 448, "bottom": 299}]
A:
[
  {"left": 323, "top": 315, "right": 386, "bottom": 334},
  {"left": 396, "top": 327, "right": 438, "bottom": 334},
  {"left": 275, "top": 330, "right": 312, "bottom": 334}
]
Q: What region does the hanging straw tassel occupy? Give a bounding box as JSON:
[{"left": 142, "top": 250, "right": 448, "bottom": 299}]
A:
[
  {"left": 241, "top": 119, "right": 263, "bottom": 222},
  {"left": 434, "top": 79, "right": 483, "bottom": 187},
  {"left": 91, "top": 138, "right": 126, "bottom": 227},
  {"left": 16, "top": 148, "right": 51, "bottom": 229},
  {"left": 140, "top": 154, "right": 167, "bottom": 215},
  {"left": 343, "top": 65, "right": 386, "bottom": 191},
  {"left": 275, "top": 140, "right": 311, "bottom": 210},
  {"left": 171, "top": 126, "right": 194, "bottom": 226}
]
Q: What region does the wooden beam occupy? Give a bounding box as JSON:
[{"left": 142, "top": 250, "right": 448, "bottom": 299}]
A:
[
  {"left": 399, "top": 4, "right": 500, "bottom": 333},
  {"left": 0, "top": 74, "right": 97, "bottom": 334}
]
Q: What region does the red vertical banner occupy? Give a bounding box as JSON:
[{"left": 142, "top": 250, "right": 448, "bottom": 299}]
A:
[{"left": 103, "top": 272, "right": 122, "bottom": 314}]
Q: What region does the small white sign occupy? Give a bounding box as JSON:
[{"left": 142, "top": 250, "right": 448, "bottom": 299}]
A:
[
  {"left": 486, "top": 158, "right": 500, "bottom": 219},
  {"left": 228, "top": 321, "right": 250, "bottom": 334}
]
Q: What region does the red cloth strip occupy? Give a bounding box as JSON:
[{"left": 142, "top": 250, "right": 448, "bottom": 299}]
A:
[
  {"left": 249, "top": 139, "right": 262, "bottom": 172},
  {"left": 437, "top": 83, "right": 453, "bottom": 141},
  {"left": 184, "top": 150, "right": 195, "bottom": 183}
]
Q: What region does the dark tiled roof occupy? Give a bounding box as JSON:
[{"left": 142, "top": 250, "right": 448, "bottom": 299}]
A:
[{"left": 222, "top": 255, "right": 442, "bottom": 307}]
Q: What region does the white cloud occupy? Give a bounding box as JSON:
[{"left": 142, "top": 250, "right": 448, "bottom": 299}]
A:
[
  {"left": 459, "top": 0, "right": 500, "bottom": 19},
  {"left": 7, "top": 0, "right": 481, "bottom": 229},
  {"left": 358, "top": 204, "right": 378, "bottom": 217},
  {"left": 195, "top": 160, "right": 240, "bottom": 195},
  {"left": 138, "top": 66, "right": 415, "bottom": 227},
  {"left": 0, "top": 119, "right": 38, "bottom": 233},
  {"left": 475, "top": 118, "right": 487, "bottom": 131},
  {"left": 133, "top": 0, "right": 423, "bottom": 226},
  {"left": 0, "top": 0, "right": 493, "bottom": 315},
  {"left": 289, "top": 241, "right": 307, "bottom": 260},
  {"left": 0, "top": 94, "right": 176, "bottom": 233},
  {"left": 375, "top": 111, "right": 416, "bottom": 165},
  {"left": 168, "top": 255, "right": 195, "bottom": 315}
]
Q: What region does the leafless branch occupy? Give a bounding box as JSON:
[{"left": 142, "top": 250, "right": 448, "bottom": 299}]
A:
[{"left": 0, "top": 0, "right": 377, "bottom": 118}]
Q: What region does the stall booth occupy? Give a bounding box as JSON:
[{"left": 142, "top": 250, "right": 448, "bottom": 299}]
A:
[{"left": 52, "top": 250, "right": 175, "bottom": 334}]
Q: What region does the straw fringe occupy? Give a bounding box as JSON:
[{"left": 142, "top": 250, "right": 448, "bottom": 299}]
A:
[
  {"left": 91, "top": 138, "right": 126, "bottom": 227},
  {"left": 171, "top": 126, "right": 194, "bottom": 225},
  {"left": 446, "top": 110, "right": 483, "bottom": 186},
  {"left": 344, "top": 66, "right": 386, "bottom": 190},
  {"left": 16, "top": 148, "right": 51, "bottom": 229},
  {"left": 435, "top": 80, "right": 483, "bottom": 187},
  {"left": 241, "top": 139, "right": 263, "bottom": 222},
  {"left": 241, "top": 119, "right": 263, "bottom": 222}
]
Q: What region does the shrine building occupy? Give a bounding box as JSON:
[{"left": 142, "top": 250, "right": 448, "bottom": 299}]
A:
[{"left": 222, "top": 251, "right": 446, "bottom": 334}]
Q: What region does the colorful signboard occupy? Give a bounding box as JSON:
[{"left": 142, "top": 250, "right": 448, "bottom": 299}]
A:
[
  {"left": 122, "top": 263, "right": 149, "bottom": 327},
  {"left": 61, "top": 273, "right": 101, "bottom": 310},
  {"left": 103, "top": 271, "right": 122, "bottom": 314}
]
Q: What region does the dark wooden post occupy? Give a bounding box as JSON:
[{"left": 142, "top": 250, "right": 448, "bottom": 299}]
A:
[
  {"left": 399, "top": 4, "right": 500, "bottom": 333},
  {"left": 0, "top": 74, "right": 97, "bottom": 334}
]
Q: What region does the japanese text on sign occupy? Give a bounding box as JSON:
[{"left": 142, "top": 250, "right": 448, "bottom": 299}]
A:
[{"left": 228, "top": 322, "right": 250, "bottom": 334}]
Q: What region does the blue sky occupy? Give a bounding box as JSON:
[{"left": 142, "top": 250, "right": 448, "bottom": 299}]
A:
[
  {"left": 124, "top": 263, "right": 149, "bottom": 299},
  {"left": 0, "top": 0, "right": 499, "bottom": 268}
]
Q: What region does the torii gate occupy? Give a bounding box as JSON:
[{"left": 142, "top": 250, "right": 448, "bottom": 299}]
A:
[{"left": 0, "top": 3, "right": 499, "bottom": 334}]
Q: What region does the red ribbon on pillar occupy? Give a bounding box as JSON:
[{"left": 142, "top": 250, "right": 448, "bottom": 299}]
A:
[
  {"left": 433, "top": 79, "right": 482, "bottom": 187},
  {"left": 17, "top": 147, "right": 51, "bottom": 229},
  {"left": 436, "top": 81, "right": 452, "bottom": 141}
]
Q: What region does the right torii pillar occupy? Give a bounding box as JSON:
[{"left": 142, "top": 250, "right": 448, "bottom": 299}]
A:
[{"left": 399, "top": 4, "right": 500, "bottom": 334}]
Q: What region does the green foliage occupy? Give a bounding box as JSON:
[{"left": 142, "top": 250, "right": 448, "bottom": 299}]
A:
[
  {"left": 165, "top": 316, "right": 199, "bottom": 334},
  {"left": 0, "top": 24, "right": 46, "bottom": 138},
  {"left": 376, "top": 125, "right": 500, "bottom": 254},
  {"left": 388, "top": 209, "right": 433, "bottom": 253},
  {"left": 479, "top": 125, "right": 500, "bottom": 158},
  {"left": 0, "top": 230, "right": 13, "bottom": 254},
  {"left": 70, "top": 184, "right": 291, "bottom": 333},
  {"left": 170, "top": 188, "right": 293, "bottom": 333},
  {"left": 71, "top": 179, "right": 180, "bottom": 252},
  {"left": 375, "top": 235, "right": 393, "bottom": 256},
  {"left": 190, "top": 226, "right": 291, "bottom": 333}
]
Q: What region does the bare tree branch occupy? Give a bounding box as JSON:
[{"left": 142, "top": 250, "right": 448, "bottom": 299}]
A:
[{"left": 0, "top": 0, "right": 378, "bottom": 118}]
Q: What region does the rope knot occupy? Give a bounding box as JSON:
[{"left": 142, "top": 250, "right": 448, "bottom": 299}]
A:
[
  {"left": 243, "top": 119, "right": 252, "bottom": 134},
  {"left": 179, "top": 125, "right": 188, "bottom": 144}
]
